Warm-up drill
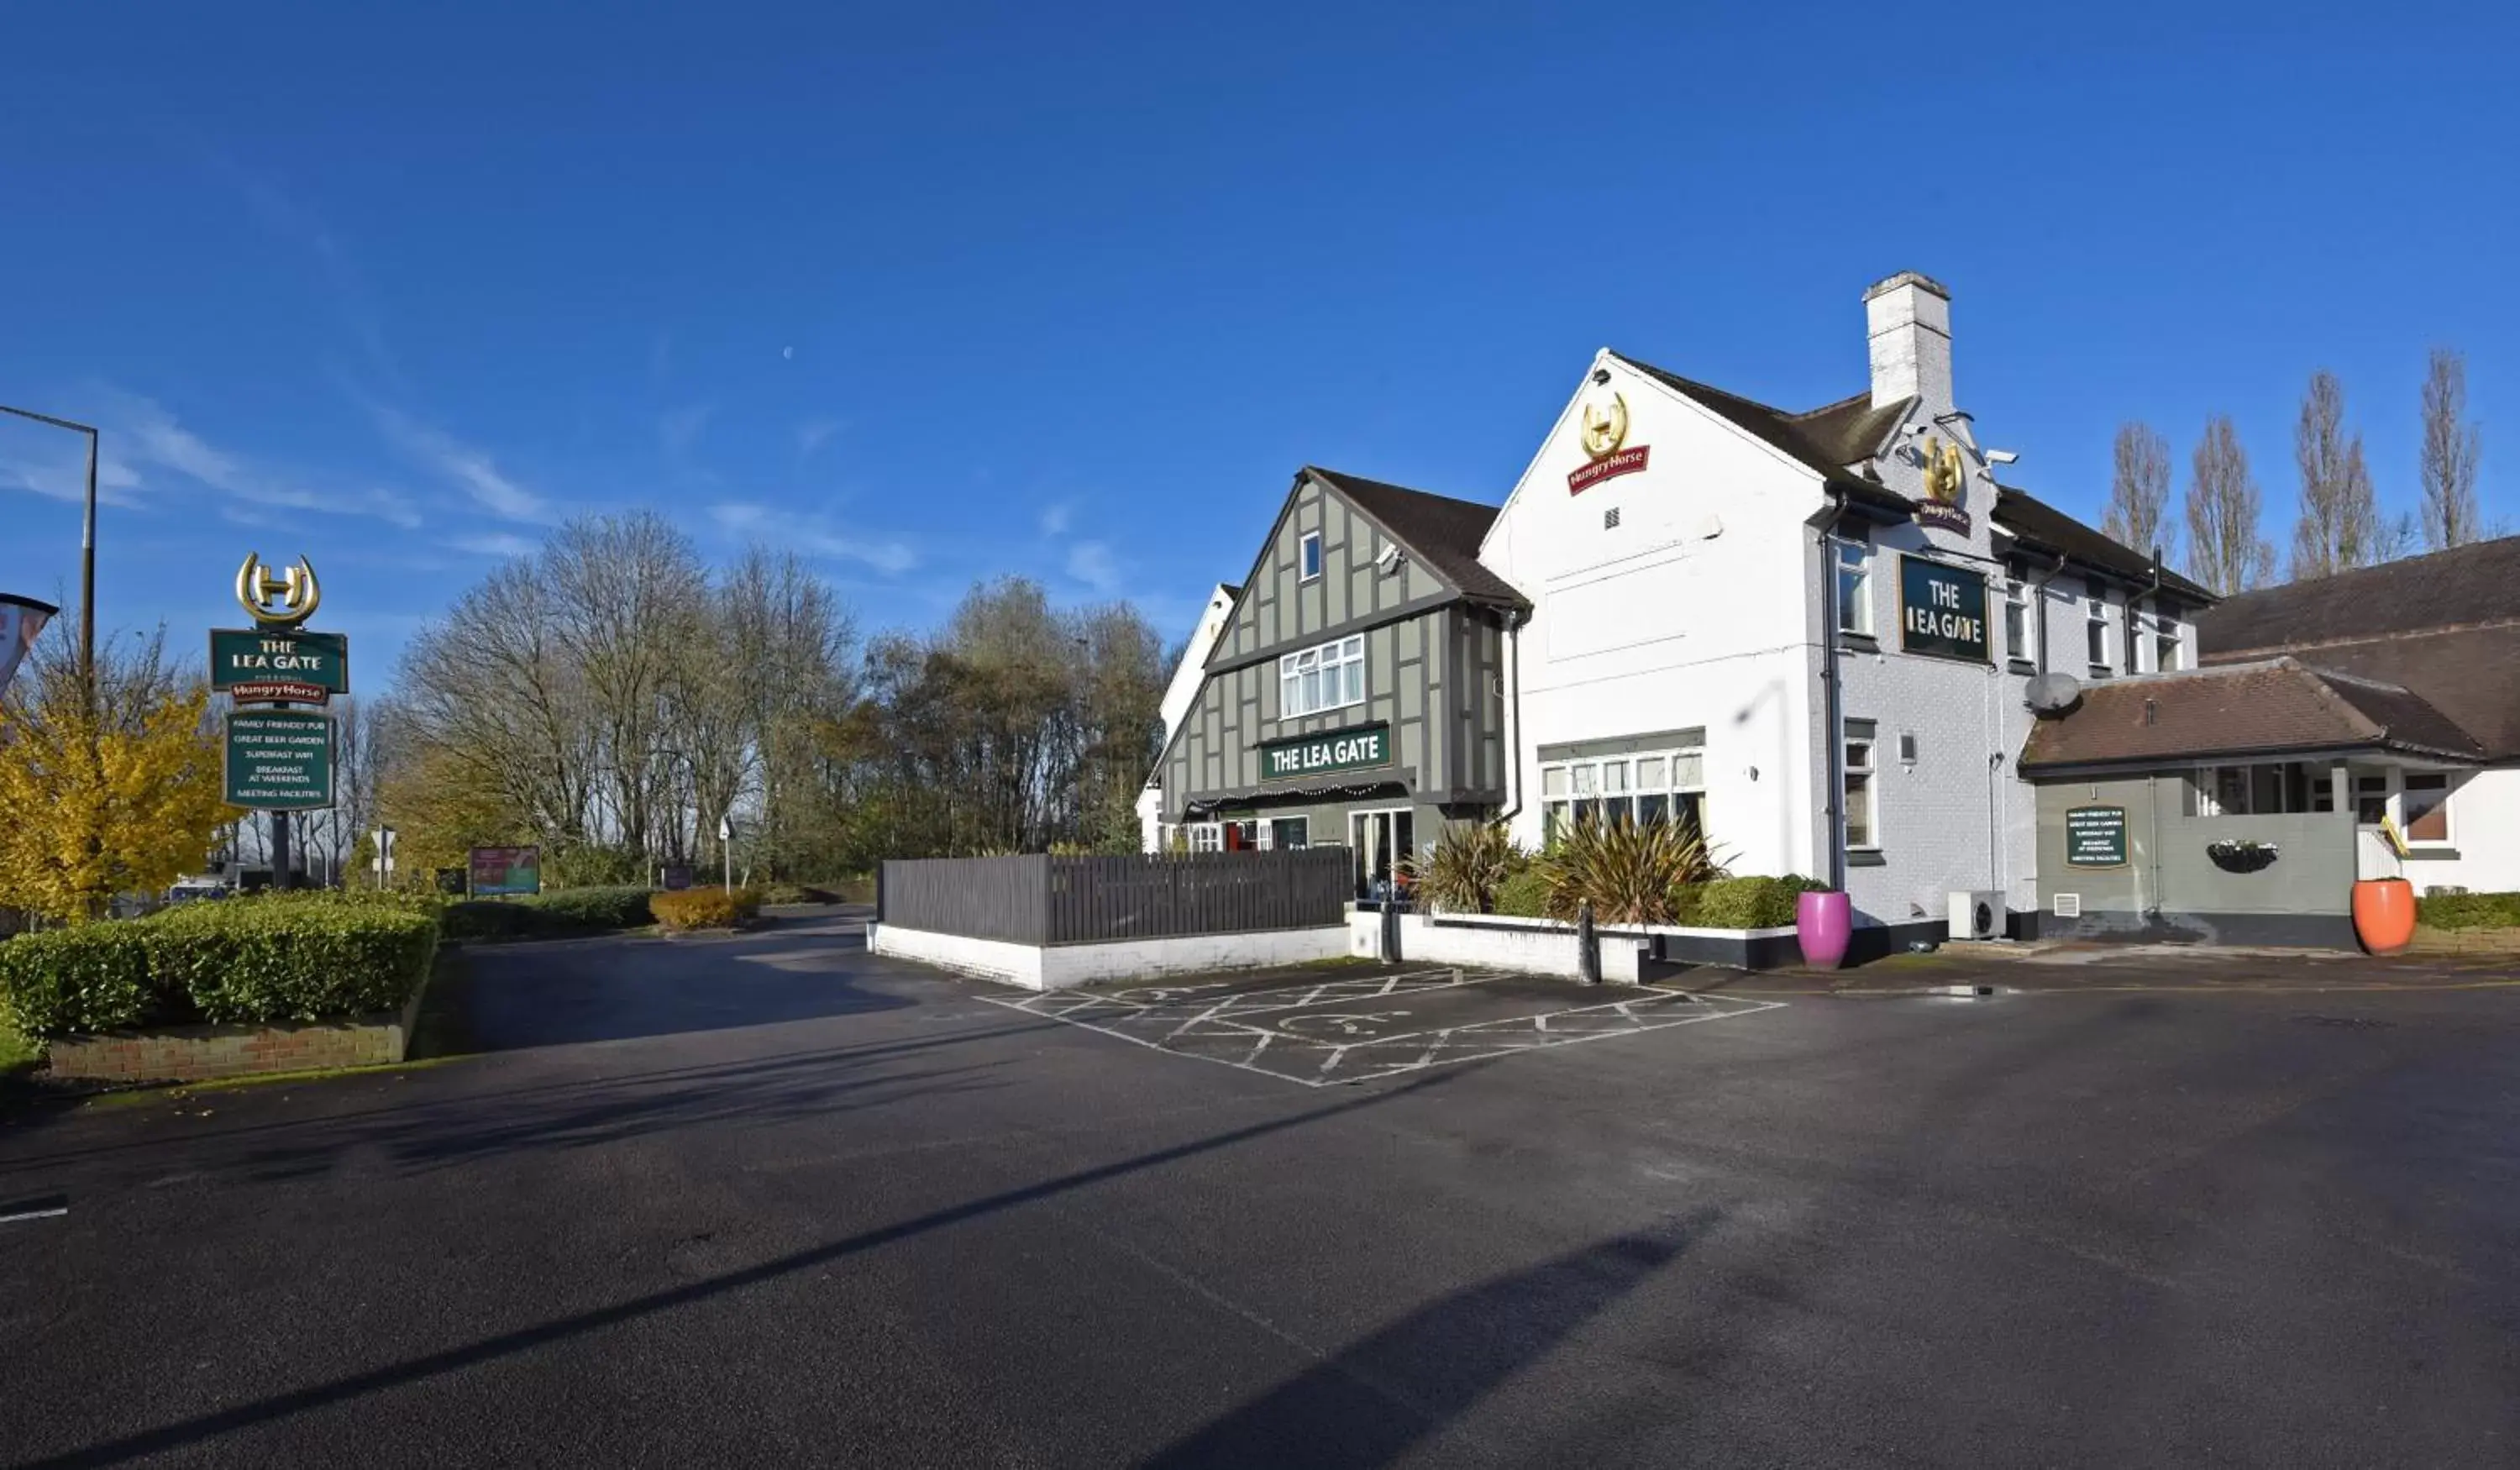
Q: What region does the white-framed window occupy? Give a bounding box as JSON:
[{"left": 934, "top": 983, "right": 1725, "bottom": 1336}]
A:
[
  {"left": 1187, "top": 822, "right": 1224, "bottom": 853},
  {"left": 1843, "top": 718, "right": 1878, "bottom": 850},
  {"left": 1541, "top": 743, "right": 1707, "bottom": 842},
  {"left": 2191, "top": 761, "right": 2334, "bottom": 816},
  {"left": 1299, "top": 531, "right": 1323, "bottom": 581},
  {"left": 1269, "top": 816, "right": 1310, "bottom": 850},
  {"left": 2085, "top": 580, "right": 2111, "bottom": 673},
  {"left": 2003, "top": 578, "right": 2029, "bottom": 664},
  {"left": 1835, "top": 540, "right": 1872, "bottom": 637},
  {"left": 2153, "top": 609, "right": 2183, "bottom": 672},
  {"left": 1278, "top": 634, "right": 1365, "bottom": 718},
  {"left": 2402, "top": 773, "right": 2454, "bottom": 844}
]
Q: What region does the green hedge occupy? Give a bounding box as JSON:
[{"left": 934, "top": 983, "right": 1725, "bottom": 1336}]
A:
[
  {"left": 1691, "top": 874, "right": 1830, "bottom": 930},
  {"left": 438, "top": 885, "right": 653, "bottom": 941},
  {"left": 0, "top": 897, "right": 438, "bottom": 1038},
  {"left": 2418, "top": 891, "right": 2520, "bottom": 931},
  {"left": 1494, "top": 869, "right": 1551, "bottom": 919}
]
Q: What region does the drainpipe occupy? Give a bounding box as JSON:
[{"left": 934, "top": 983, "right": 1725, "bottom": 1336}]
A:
[
  {"left": 1495, "top": 610, "right": 1528, "bottom": 826},
  {"left": 2029, "top": 550, "right": 2069, "bottom": 675},
  {"left": 1819, "top": 489, "right": 1849, "bottom": 890}
]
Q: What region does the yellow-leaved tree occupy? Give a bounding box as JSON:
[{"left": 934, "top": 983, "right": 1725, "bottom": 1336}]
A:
[{"left": 0, "top": 628, "right": 234, "bottom": 922}]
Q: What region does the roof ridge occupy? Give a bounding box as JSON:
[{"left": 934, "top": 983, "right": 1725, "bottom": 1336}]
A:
[
  {"left": 1607, "top": 351, "right": 1799, "bottom": 419},
  {"left": 1302, "top": 465, "right": 1498, "bottom": 514},
  {"left": 2215, "top": 532, "right": 2520, "bottom": 605},
  {"left": 1787, "top": 389, "right": 1876, "bottom": 422}
]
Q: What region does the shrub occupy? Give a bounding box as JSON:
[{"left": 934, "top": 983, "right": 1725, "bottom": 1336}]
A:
[
  {"left": 1693, "top": 874, "right": 1830, "bottom": 930},
  {"left": 1410, "top": 823, "right": 1526, "bottom": 915},
  {"left": 1494, "top": 867, "right": 1551, "bottom": 919},
  {"left": 650, "top": 887, "right": 763, "bottom": 932},
  {"left": 525, "top": 886, "right": 654, "bottom": 931},
  {"left": 0, "top": 896, "right": 437, "bottom": 1037},
  {"left": 2418, "top": 890, "right": 2520, "bottom": 931},
  {"left": 0, "top": 925, "right": 164, "bottom": 1036},
  {"left": 1532, "top": 819, "right": 1724, "bottom": 924},
  {"left": 436, "top": 886, "right": 653, "bottom": 942},
  {"left": 146, "top": 899, "right": 438, "bottom": 1026}
]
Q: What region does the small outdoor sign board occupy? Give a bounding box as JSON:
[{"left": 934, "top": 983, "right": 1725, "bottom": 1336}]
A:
[
  {"left": 1259, "top": 722, "right": 1393, "bottom": 781},
  {"left": 470, "top": 846, "right": 543, "bottom": 897},
  {"left": 1898, "top": 554, "right": 1990, "bottom": 664},
  {"left": 210, "top": 628, "right": 349, "bottom": 704},
  {"left": 660, "top": 863, "right": 695, "bottom": 892},
  {"left": 222, "top": 709, "right": 336, "bottom": 810},
  {"left": 2066, "top": 805, "right": 2129, "bottom": 869}
]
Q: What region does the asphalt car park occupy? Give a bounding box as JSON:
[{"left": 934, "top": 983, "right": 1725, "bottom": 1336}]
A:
[
  {"left": 984, "top": 966, "right": 1783, "bottom": 1086},
  {"left": 8, "top": 912, "right": 2520, "bottom": 1466}
]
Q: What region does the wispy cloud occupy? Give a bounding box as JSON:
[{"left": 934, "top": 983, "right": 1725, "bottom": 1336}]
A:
[
  {"left": 797, "top": 417, "right": 845, "bottom": 457},
  {"left": 710, "top": 501, "right": 916, "bottom": 575},
  {"left": 369, "top": 405, "right": 554, "bottom": 523},
  {"left": 213, "top": 155, "right": 405, "bottom": 391},
  {"left": 1038, "top": 501, "right": 1074, "bottom": 537},
  {"left": 451, "top": 531, "right": 539, "bottom": 559},
  {"left": 0, "top": 391, "right": 421, "bottom": 527},
  {"left": 1065, "top": 540, "right": 1122, "bottom": 593},
  {"left": 660, "top": 402, "right": 714, "bottom": 456}
]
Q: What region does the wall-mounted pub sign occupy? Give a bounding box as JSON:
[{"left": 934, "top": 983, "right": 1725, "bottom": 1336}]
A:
[
  {"left": 2066, "top": 805, "right": 2129, "bottom": 869},
  {"left": 1260, "top": 722, "right": 1392, "bottom": 781},
  {"left": 1898, "top": 554, "right": 1989, "bottom": 664}
]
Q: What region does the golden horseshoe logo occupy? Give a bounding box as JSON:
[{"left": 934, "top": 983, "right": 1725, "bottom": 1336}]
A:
[
  {"left": 235, "top": 554, "right": 323, "bottom": 628},
  {"left": 1580, "top": 392, "right": 1630, "bottom": 461}
]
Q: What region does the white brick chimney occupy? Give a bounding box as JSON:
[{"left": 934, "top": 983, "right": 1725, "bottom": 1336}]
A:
[{"left": 1863, "top": 270, "right": 1952, "bottom": 412}]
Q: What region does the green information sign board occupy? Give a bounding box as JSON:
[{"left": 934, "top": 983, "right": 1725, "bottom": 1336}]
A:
[
  {"left": 1259, "top": 722, "right": 1392, "bottom": 781},
  {"left": 1898, "top": 554, "right": 1990, "bottom": 664},
  {"left": 223, "top": 710, "right": 335, "bottom": 810},
  {"left": 2066, "top": 805, "right": 2129, "bottom": 869},
  {"left": 209, "top": 628, "right": 349, "bottom": 697}
]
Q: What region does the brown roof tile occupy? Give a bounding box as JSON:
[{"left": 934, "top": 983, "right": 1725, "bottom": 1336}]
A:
[
  {"left": 1304, "top": 467, "right": 1527, "bottom": 608},
  {"left": 2018, "top": 659, "right": 2485, "bottom": 771},
  {"left": 1608, "top": 354, "right": 1914, "bottom": 517}
]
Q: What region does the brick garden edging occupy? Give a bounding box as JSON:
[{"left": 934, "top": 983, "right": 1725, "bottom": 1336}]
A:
[{"left": 43, "top": 968, "right": 433, "bottom": 1084}]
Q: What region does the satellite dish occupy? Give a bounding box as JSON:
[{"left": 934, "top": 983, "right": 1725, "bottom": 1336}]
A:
[{"left": 2025, "top": 672, "right": 2083, "bottom": 714}]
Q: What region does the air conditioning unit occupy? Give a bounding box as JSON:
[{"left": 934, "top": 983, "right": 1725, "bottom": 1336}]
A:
[{"left": 1948, "top": 890, "right": 2007, "bottom": 942}]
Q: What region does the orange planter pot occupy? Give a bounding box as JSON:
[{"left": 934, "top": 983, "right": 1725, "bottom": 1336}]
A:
[{"left": 2352, "top": 878, "right": 2418, "bottom": 955}]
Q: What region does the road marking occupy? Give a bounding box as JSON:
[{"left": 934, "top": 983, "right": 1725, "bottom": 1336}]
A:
[
  {"left": 980, "top": 974, "right": 1782, "bottom": 1087},
  {"left": 0, "top": 1194, "right": 69, "bottom": 1226}
]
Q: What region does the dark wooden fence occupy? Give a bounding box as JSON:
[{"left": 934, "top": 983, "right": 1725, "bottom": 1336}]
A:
[{"left": 879, "top": 850, "right": 1351, "bottom": 946}]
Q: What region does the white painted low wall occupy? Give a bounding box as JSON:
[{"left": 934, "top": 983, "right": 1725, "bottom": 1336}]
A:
[
  {"left": 868, "top": 922, "right": 1350, "bottom": 992},
  {"left": 1345, "top": 911, "right": 1802, "bottom": 981}
]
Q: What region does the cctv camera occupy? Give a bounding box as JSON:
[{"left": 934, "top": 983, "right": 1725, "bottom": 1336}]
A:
[{"left": 1986, "top": 449, "right": 2019, "bottom": 465}]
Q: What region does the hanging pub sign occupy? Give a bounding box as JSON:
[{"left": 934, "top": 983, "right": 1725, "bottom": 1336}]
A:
[
  {"left": 1259, "top": 722, "right": 1392, "bottom": 781},
  {"left": 1898, "top": 554, "right": 1989, "bottom": 664},
  {"left": 2066, "top": 805, "right": 2129, "bottom": 869}
]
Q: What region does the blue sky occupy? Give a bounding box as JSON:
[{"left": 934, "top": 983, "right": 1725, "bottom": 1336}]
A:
[{"left": 3, "top": 2, "right": 2512, "bottom": 684}]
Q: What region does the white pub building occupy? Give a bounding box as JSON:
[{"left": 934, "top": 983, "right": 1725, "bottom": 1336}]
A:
[{"left": 1147, "top": 272, "right": 2209, "bottom": 961}]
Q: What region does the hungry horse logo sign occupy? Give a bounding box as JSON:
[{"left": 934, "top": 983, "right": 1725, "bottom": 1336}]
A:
[
  {"left": 1914, "top": 436, "right": 1972, "bottom": 535},
  {"left": 1568, "top": 391, "right": 1650, "bottom": 494}
]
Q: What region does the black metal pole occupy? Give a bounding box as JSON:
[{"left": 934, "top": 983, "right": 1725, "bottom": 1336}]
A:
[{"left": 270, "top": 809, "right": 291, "bottom": 891}]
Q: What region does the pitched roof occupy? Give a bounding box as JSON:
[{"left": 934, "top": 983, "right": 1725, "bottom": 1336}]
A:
[
  {"left": 2018, "top": 658, "right": 2485, "bottom": 771},
  {"left": 1609, "top": 354, "right": 1914, "bottom": 517},
  {"left": 2201, "top": 536, "right": 2520, "bottom": 654},
  {"left": 1305, "top": 466, "right": 1527, "bottom": 608},
  {"left": 1990, "top": 486, "right": 2216, "bottom": 602}
]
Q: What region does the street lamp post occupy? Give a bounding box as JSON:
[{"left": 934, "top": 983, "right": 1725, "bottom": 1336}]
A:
[{"left": 0, "top": 404, "right": 98, "bottom": 706}]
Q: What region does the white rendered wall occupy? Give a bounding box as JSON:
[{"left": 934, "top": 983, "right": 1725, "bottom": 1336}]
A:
[
  {"left": 2405, "top": 767, "right": 2520, "bottom": 895},
  {"left": 1480, "top": 354, "right": 1828, "bottom": 882},
  {"left": 1139, "top": 584, "right": 1242, "bottom": 852},
  {"left": 1346, "top": 911, "right": 1649, "bottom": 982}
]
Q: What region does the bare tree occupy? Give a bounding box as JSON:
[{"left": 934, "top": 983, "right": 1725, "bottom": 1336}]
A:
[
  {"left": 2185, "top": 415, "right": 2273, "bottom": 596},
  {"left": 2104, "top": 422, "right": 2174, "bottom": 564},
  {"left": 2421, "top": 347, "right": 2485, "bottom": 550},
  {"left": 2288, "top": 370, "right": 2383, "bottom": 580}
]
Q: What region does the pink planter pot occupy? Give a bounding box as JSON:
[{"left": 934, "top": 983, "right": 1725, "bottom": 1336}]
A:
[{"left": 1797, "top": 890, "right": 1853, "bottom": 969}]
